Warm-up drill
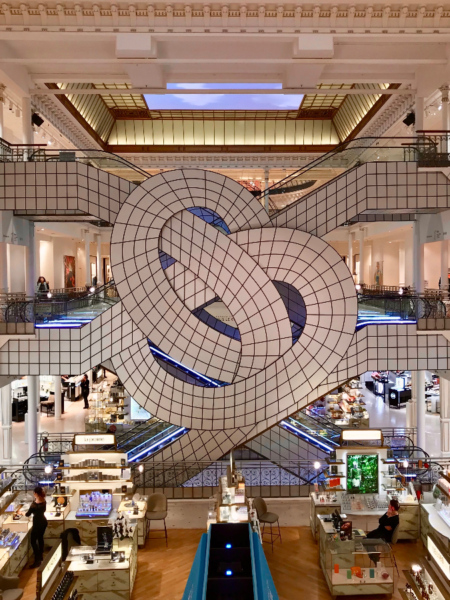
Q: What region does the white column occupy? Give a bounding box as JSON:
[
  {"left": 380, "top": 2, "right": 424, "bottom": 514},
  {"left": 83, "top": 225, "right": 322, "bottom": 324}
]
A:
[
  {"left": 53, "top": 376, "right": 61, "bottom": 421},
  {"left": 21, "top": 96, "right": 33, "bottom": 145},
  {"left": 441, "top": 239, "right": 448, "bottom": 295},
  {"left": 0, "top": 242, "right": 8, "bottom": 294},
  {"left": 348, "top": 231, "right": 354, "bottom": 278},
  {"left": 26, "top": 221, "right": 36, "bottom": 297},
  {"left": 95, "top": 234, "right": 102, "bottom": 286},
  {"left": 416, "top": 371, "right": 427, "bottom": 452},
  {"left": 0, "top": 84, "right": 5, "bottom": 140},
  {"left": 440, "top": 375, "right": 450, "bottom": 455},
  {"left": 1, "top": 384, "right": 12, "bottom": 463},
  {"left": 27, "top": 375, "right": 38, "bottom": 458},
  {"left": 441, "top": 85, "right": 449, "bottom": 145},
  {"left": 413, "top": 219, "right": 424, "bottom": 293},
  {"left": 415, "top": 96, "right": 425, "bottom": 135},
  {"left": 398, "top": 241, "right": 406, "bottom": 287},
  {"left": 264, "top": 168, "right": 269, "bottom": 214},
  {"left": 358, "top": 227, "right": 365, "bottom": 285},
  {"left": 84, "top": 230, "right": 91, "bottom": 287}
]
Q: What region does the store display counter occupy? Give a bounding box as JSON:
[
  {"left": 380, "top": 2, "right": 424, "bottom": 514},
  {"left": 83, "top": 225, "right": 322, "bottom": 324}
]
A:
[
  {"left": 318, "top": 517, "right": 394, "bottom": 597},
  {"left": 67, "top": 527, "right": 138, "bottom": 600},
  {"left": 310, "top": 492, "right": 419, "bottom": 541},
  {"left": 0, "top": 530, "right": 30, "bottom": 577}
]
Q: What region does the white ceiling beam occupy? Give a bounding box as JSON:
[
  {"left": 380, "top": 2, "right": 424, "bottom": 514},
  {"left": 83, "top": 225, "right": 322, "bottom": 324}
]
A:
[{"left": 31, "top": 87, "right": 415, "bottom": 96}]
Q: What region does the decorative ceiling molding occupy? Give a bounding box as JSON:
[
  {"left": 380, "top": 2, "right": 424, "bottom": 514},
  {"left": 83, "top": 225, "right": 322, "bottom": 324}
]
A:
[
  {"left": 32, "top": 94, "right": 100, "bottom": 150},
  {"left": 118, "top": 151, "right": 324, "bottom": 170},
  {"left": 1, "top": 4, "right": 450, "bottom": 32}
]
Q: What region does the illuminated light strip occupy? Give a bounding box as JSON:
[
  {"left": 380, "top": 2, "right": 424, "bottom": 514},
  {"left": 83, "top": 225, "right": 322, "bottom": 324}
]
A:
[
  {"left": 356, "top": 319, "right": 416, "bottom": 329},
  {"left": 281, "top": 420, "right": 335, "bottom": 452},
  {"left": 35, "top": 324, "right": 82, "bottom": 328},
  {"left": 149, "top": 344, "right": 225, "bottom": 388},
  {"left": 128, "top": 427, "right": 188, "bottom": 462}
]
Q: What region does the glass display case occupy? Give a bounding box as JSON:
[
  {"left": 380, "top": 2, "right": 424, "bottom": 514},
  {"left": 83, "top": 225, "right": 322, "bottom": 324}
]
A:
[
  {"left": 401, "top": 560, "right": 449, "bottom": 600},
  {"left": 84, "top": 393, "right": 131, "bottom": 432},
  {"left": 320, "top": 522, "right": 395, "bottom": 597}
]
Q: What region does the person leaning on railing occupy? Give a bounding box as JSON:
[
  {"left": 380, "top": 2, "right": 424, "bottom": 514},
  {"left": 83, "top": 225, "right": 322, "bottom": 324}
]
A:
[{"left": 36, "top": 276, "right": 50, "bottom": 298}]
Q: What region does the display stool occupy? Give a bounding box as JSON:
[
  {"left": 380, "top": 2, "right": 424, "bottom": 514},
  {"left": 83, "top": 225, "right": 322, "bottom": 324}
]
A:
[{"left": 40, "top": 400, "right": 55, "bottom": 417}]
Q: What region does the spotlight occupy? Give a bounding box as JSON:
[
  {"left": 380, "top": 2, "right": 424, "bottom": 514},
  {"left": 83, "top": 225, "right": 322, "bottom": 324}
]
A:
[
  {"left": 32, "top": 113, "right": 44, "bottom": 127},
  {"left": 355, "top": 284, "right": 361, "bottom": 291},
  {"left": 225, "top": 543, "right": 232, "bottom": 549},
  {"left": 439, "top": 104, "right": 442, "bottom": 111},
  {"left": 47, "top": 139, "right": 53, "bottom": 146},
  {"left": 402, "top": 459, "right": 409, "bottom": 469},
  {"left": 138, "top": 465, "right": 144, "bottom": 473},
  {"left": 412, "top": 564, "right": 422, "bottom": 573},
  {"left": 399, "top": 287, "right": 403, "bottom": 295},
  {"left": 89, "top": 286, "right": 95, "bottom": 293},
  {"left": 44, "top": 465, "right": 53, "bottom": 475},
  {"left": 314, "top": 461, "right": 321, "bottom": 470},
  {"left": 47, "top": 292, "right": 52, "bottom": 299},
  {"left": 403, "top": 112, "right": 415, "bottom": 127},
  {"left": 225, "top": 570, "right": 233, "bottom": 576}
]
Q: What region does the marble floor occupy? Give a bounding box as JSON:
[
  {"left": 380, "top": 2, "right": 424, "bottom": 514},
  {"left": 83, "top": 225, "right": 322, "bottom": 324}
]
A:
[{"left": 362, "top": 383, "right": 441, "bottom": 457}]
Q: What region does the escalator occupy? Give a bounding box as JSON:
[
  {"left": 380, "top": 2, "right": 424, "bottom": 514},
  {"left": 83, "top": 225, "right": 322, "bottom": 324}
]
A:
[{"left": 113, "top": 418, "right": 188, "bottom": 462}]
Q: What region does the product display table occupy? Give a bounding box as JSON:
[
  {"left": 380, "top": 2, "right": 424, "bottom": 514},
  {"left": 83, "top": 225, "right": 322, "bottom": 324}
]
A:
[
  {"left": 310, "top": 492, "right": 419, "bottom": 541},
  {"left": 318, "top": 517, "right": 394, "bottom": 597},
  {"left": 67, "top": 527, "right": 138, "bottom": 600},
  {"left": 118, "top": 497, "right": 148, "bottom": 547},
  {"left": 0, "top": 530, "right": 30, "bottom": 577}
]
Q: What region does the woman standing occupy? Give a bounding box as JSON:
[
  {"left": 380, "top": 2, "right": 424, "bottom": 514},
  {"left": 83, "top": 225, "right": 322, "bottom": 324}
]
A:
[
  {"left": 36, "top": 276, "right": 50, "bottom": 298},
  {"left": 24, "top": 486, "right": 48, "bottom": 567}
]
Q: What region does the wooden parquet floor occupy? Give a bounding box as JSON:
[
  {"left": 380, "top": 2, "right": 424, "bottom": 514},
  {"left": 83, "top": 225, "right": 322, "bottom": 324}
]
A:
[{"left": 18, "top": 527, "right": 427, "bottom": 600}]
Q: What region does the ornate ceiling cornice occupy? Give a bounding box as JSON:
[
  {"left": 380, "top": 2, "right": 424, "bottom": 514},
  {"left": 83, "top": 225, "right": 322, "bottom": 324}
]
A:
[
  {"left": 1, "top": 4, "right": 450, "bottom": 33},
  {"left": 118, "top": 151, "right": 323, "bottom": 170},
  {"left": 32, "top": 94, "right": 100, "bottom": 149}
]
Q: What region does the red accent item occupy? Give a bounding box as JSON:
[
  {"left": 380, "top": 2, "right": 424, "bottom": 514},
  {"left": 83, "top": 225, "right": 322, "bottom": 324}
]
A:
[
  {"left": 329, "top": 478, "right": 340, "bottom": 488},
  {"left": 42, "top": 436, "right": 48, "bottom": 453},
  {"left": 424, "top": 463, "right": 429, "bottom": 469},
  {"left": 416, "top": 490, "right": 422, "bottom": 501}
]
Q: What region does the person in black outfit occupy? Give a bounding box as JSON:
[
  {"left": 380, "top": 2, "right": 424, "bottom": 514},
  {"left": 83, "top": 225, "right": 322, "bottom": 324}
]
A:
[
  {"left": 22, "top": 486, "right": 48, "bottom": 567},
  {"left": 36, "top": 276, "right": 50, "bottom": 298},
  {"left": 366, "top": 498, "right": 400, "bottom": 543},
  {"left": 81, "top": 373, "right": 90, "bottom": 409}
]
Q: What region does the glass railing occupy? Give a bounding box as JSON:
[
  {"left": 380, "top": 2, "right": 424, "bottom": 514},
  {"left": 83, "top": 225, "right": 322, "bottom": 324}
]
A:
[
  {"left": 260, "top": 133, "right": 450, "bottom": 214},
  {"left": 0, "top": 137, "right": 149, "bottom": 183}
]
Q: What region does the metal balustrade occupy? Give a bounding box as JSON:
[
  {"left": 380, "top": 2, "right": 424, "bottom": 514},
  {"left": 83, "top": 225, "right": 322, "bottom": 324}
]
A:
[
  {"left": 256, "top": 133, "right": 450, "bottom": 213},
  {"left": 0, "top": 137, "right": 149, "bottom": 183}
]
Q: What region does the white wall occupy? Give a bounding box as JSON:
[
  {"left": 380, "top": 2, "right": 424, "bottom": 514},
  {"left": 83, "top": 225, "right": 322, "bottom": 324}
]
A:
[
  {"left": 327, "top": 223, "right": 414, "bottom": 288},
  {"left": 39, "top": 238, "right": 54, "bottom": 286},
  {"left": 424, "top": 241, "right": 444, "bottom": 290},
  {"left": 8, "top": 244, "right": 26, "bottom": 292}
]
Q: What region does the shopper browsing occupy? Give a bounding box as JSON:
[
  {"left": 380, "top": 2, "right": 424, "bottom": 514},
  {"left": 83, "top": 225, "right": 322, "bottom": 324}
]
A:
[
  {"left": 81, "top": 373, "right": 90, "bottom": 409},
  {"left": 366, "top": 498, "right": 400, "bottom": 543},
  {"left": 20, "top": 486, "right": 48, "bottom": 568}
]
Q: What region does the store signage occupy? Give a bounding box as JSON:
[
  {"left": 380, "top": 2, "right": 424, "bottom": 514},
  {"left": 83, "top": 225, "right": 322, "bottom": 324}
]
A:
[
  {"left": 428, "top": 536, "right": 450, "bottom": 579},
  {"left": 341, "top": 429, "right": 383, "bottom": 442},
  {"left": 41, "top": 543, "right": 62, "bottom": 588},
  {"left": 73, "top": 433, "right": 115, "bottom": 446}
]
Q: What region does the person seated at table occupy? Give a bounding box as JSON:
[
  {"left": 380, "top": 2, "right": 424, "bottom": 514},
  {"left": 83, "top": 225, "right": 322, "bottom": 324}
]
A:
[{"left": 366, "top": 498, "right": 400, "bottom": 543}]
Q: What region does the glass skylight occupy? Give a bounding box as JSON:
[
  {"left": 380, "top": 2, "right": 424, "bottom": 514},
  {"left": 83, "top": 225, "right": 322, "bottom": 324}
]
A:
[{"left": 144, "top": 83, "right": 303, "bottom": 111}]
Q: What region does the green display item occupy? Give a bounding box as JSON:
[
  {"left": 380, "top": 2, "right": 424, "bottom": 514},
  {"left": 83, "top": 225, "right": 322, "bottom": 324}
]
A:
[
  {"left": 347, "top": 570, "right": 352, "bottom": 580},
  {"left": 370, "top": 568, "right": 375, "bottom": 578},
  {"left": 347, "top": 454, "right": 378, "bottom": 494}
]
